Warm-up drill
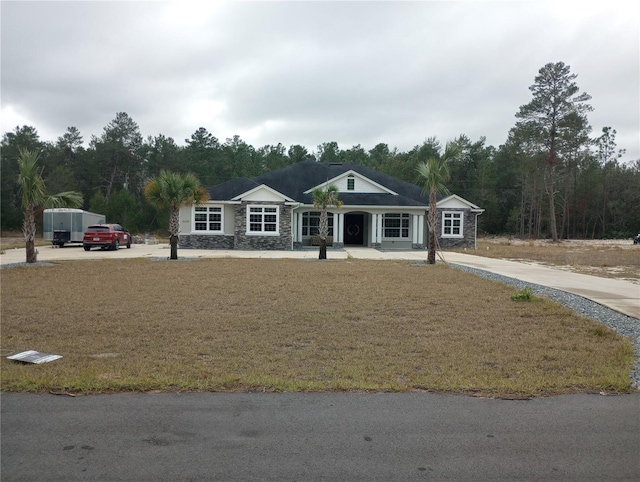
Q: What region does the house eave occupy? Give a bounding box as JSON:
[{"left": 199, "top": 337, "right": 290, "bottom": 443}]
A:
[{"left": 295, "top": 203, "right": 427, "bottom": 211}]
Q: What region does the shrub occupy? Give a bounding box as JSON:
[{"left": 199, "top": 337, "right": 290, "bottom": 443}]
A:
[{"left": 511, "top": 286, "right": 534, "bottom": 301}]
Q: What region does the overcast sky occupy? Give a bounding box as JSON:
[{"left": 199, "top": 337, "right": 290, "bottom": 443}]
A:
[{"left": 2, "top": 0, "right": 638, "bottom": 162}]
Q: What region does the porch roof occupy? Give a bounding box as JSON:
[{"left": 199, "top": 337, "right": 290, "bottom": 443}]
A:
[{"left": 299, "top": 192, "right": 427, "bottom": 207}]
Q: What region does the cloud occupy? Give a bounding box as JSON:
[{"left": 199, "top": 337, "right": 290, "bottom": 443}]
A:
[{"left": 1, "top": 0, "right": 638, "bottom": 161}]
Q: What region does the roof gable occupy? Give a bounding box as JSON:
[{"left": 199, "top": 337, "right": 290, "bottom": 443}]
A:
[
  {"left": 304, "top": 170, "right": 397, "bottom": 195},
  {"left": 437, "top": 194, "right": 484, "bottom": 211},
  {"left": 231, "top": 184, "right": 294, "bottom": 202}
]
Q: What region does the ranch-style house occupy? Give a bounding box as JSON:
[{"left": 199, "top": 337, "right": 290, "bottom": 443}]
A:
[{"left": 178, "top": 160, "right": 483, "bottom": 251}]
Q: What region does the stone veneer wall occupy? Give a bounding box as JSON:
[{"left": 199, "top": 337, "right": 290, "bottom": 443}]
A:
[
  {"left": 181, "top": 207, "right": 478, "bottom": 251},
  {"left": 436, "top": 209, "right": 477, "bottom": 249},
  {"left": 179, "top": 234, "right": 234, "bottom": 249},
  {"left": 233, "top": 202, "right": 293, "bottom": 250}
]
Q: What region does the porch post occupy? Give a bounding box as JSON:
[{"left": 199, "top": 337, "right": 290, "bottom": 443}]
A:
[
  {"left": 335, "top": 212, "right": 343, "bottom": 244},
  {"left": 412, "top": 215, "right": 419, "bottom": 244},
  {"left": 370, "top": 214, "right": 380, "bottom": 246},
  {"left": 372, "top": 213, "right": 383, "bottom": 246},
  {"left": 291, "top": 210, "right": 297, "bottom": 243},
  {"left": 297, "top": 212, "right": 303, "bottom": 242},
  {"left": 418, "top": 214, "right": 425, "bottom": 246}
]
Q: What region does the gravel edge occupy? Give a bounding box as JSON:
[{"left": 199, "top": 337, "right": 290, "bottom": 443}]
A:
[{"left": 450, "top": 263, "right": 640, "bottom": 390}]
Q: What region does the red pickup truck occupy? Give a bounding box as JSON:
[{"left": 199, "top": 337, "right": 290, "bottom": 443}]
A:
[{"left": 83, "top": 224, "right": 131, "bottom": 251}]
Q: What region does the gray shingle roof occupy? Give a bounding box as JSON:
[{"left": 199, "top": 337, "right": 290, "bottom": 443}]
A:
[
  {"left": 207, "top": 160, "right": 435, "bottom": 206},
  {"left": 206, "top": 177, "right": 260, "bottom": 200}
]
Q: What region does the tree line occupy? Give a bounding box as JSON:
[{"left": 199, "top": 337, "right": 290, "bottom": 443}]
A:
[{"left": 2, "top": 62, "right": 639, "bottom": 239}]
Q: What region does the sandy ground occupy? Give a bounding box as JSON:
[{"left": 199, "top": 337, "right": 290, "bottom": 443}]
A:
[
  {"left": 481, "top": 236, "right": 638, "bottom": 248},
  {"left": 479, "top": 236, "right": 640, "bottom": 285}
]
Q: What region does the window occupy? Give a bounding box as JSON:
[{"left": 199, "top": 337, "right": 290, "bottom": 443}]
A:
[
  {"left": 383, "top": 213, "right": 409, "bottom": 238},
  {"left": 247, "top": 205, "right": 279, "bottom": 234},
  {"left": 194, "top": 206, "right": 223, "bottom": 232},
  {"left": 302, "top": 211, "right": 334, "bottom": 236},
  {"left": 442, "top": 212, "right": 463, "bottom": 237},
  {"left": 347, "top": 175, "right": 355, "bottom": 191}
]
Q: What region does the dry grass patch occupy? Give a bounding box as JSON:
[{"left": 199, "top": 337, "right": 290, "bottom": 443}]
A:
[
  {"left": 0, "top": 259, "right": 634, "bottom": 397},
  {"left": 0, "top": 232, "right": 49, "bottom": 253},
  {"left": 472, "top": 238, "right": 640, "bottom": 283},
  {"left": 0, "top": 232, "right": 168, "bottom": 252}
]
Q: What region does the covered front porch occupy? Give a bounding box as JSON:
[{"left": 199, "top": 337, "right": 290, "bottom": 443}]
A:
[{"left": 291, "top": 208, "right": 427, "bottom": 250}]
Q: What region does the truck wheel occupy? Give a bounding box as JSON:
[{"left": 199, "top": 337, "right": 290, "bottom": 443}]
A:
[
  {"left": 83, "top": 245, "right": 91, "bottom": 251},
  {"left": 113, "top": 239, "right": 120, "bottom": 250}
]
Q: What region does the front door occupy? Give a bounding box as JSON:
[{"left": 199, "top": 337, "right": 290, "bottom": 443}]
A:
[{"left": 344, "top": 213, "right": 364, "bottom": 245}]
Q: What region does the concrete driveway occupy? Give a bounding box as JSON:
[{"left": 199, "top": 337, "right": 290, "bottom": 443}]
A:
[{"left": 2, "top": 243, "right": 638, "bottom": 318}]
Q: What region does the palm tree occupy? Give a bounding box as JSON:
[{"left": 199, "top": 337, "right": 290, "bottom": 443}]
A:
[
  {"left": 416, "top": 142, "right": 460, "bottom": 264},
  {"left": 17, "top": 148, "right": 83, "bottom": 263},
  {"left": 312, "top": 184, "right": 342, "bottom": 260},
  {"left": 144, "top": 170, "right": 209, "bottom": 260}
]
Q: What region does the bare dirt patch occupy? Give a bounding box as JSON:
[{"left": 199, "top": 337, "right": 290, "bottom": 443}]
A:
[
  {"left": 474, "top": 237, "right": 640, "bottom": 284},
  {"left": 0, "top": 230, "right": 53, "bottom": 252},
  {"left": 482, "top": 236, "right": 636, "bottom": 248},
  {"left": 0, "top": 234, "right": 27, "bottom": 251}
]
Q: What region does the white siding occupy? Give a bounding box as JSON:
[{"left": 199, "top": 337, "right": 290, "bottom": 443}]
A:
[
  {"left": 331, "top": 174, "right": 389, "bottom": 194},
  {"left": 241, "top": 187, "right": 287, "bottom": 202},
  {"left": 179, "top": 205, "right": 192, "bottom": 234},
  {"left": 307, "top": 171, "right": 394, "bottom": 195},
  {"left": 180, "top": 204, "right": 235, "bottom": 235},
  {"left": 437, "top": 197, "right": 469, "bottom": 209},
  {"left": 224, "top": 206, "right": 235, "bottom": 235}
]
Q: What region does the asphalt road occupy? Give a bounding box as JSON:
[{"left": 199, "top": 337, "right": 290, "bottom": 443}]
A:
[{"left": 2, "top": 392, "right": 639, "bottom": 481}]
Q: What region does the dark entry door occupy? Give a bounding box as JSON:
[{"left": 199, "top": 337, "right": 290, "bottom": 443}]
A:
[{"left": 344, "top": 213, "right": 364, "bottom": 245}]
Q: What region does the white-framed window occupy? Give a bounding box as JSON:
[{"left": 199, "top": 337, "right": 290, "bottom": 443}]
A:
[
  {"left": 247, "top": 205, "right": 279, "bottom": 235},
  {"left": 302, "top": 211, "right": 334, "bottom": 236},
  {"left": 383, "top": 213, "right": 410, "bottom": 238},
  {"left": 347, "top": 175, "right": 355, "bottom": 191},
  {"left": 194, "top": 205, "right": 223, "bottom": 232},
  {"left": 442, "top": 212, "right": 463, "bottom": 237}
]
